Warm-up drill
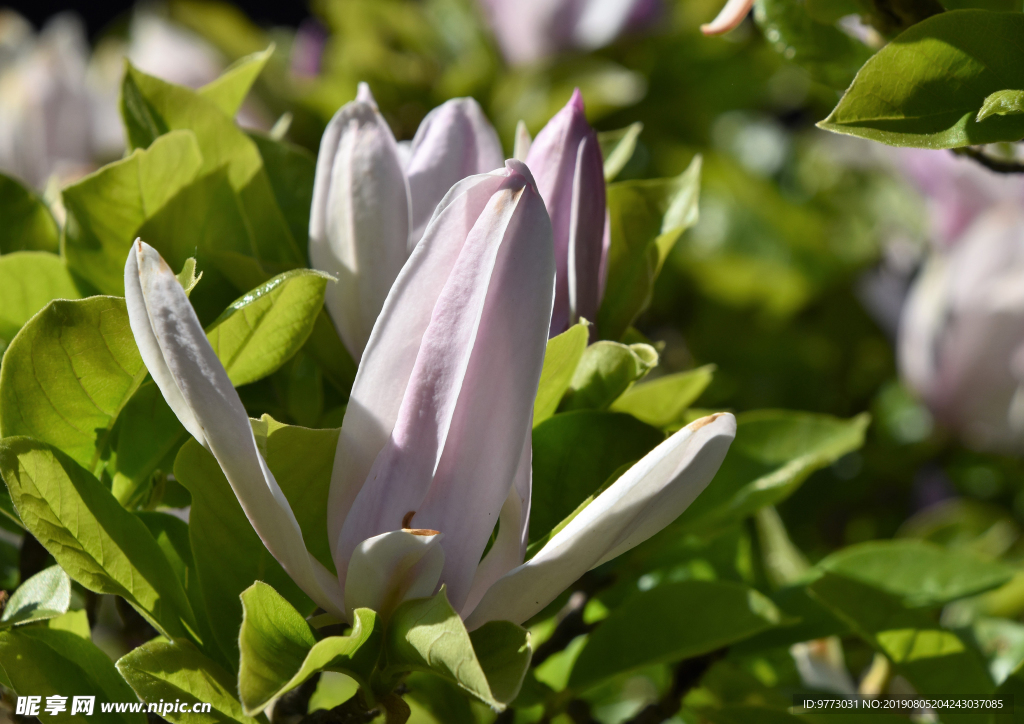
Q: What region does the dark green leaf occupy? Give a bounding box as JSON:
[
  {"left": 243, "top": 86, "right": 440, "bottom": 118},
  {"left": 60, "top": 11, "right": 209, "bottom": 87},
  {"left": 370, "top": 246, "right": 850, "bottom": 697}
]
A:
[
  {"left": 238, "top": 581, "right": 381, "bottom": 716},
  {"left": 609, "top": 365, "right": 715, "bottom": 429},
  {"left": 0, "top": 565, "right": 70, "bottom": 627},
  {"left": 530, "top": 411, "right": 664, "bottom": 541},
  {"left": 819, "top": 11, "right": 1024, "bottom": 147},
  {"left": 110, "top": 383, "right": 187, "bottom": 508},
  {"left": 534, "top": 321, "right": 589, "bottom": 426},
  {"left": 117, "top": 638, "right": 258, "bottom": 724},
  {"left": 249, "top": 132, "right": 316, "bottom": 253},
  {"left": 0, "top": 173, "right": 59, "bottom": 254},
  {"left": 0, "top": 437, "right": 196, "bottom": 640},
  {"left": 569, "top": 580, "right": 784, "bottom": 691},
  {"left": 560, "top": 341, "right": 658, "bottom": 412},
  {"left": 598, "top": 156, "right": 701, "bottom": 340},
  {"left": 0, "top": 297, "right": 146, "bottom": 474}
]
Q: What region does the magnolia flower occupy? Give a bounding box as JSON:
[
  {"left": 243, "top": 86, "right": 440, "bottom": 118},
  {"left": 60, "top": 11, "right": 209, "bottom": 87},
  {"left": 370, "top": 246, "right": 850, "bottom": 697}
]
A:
[
  {"left": 701, "top": 0, "right": 754, "bottom": 36},
  {"left": 480, "top": 0, "right": 661, "bottom": 66},
  {"left": 125, "top": 160, "right": 735, "bottom": 628},
  {"left": 523, "top": 89, "right": 607, "bottom": 336},
  {"left": 309, "top": 83, "right": 503, "bottom": 360},
  {"left": 899, "top": 205, "right": 1024, "bottom": 453}
]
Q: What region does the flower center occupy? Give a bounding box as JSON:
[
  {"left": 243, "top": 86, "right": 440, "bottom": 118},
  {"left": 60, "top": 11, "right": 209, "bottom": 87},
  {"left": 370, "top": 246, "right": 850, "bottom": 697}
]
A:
[{"left": 401, "top": 510, "right": 438, "bottom": 536}]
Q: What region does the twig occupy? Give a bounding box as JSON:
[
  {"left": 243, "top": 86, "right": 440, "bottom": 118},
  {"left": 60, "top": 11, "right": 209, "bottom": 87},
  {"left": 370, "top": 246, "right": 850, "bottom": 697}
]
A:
[
  {"left": 274, "top": 675, "right": 322, "bottom": 723},
  {"left": 621, "top": 649, "right": 727, "bottom": 724},
  {"left": 953, "top": 147, "right": 1024, "bottom": 174}
]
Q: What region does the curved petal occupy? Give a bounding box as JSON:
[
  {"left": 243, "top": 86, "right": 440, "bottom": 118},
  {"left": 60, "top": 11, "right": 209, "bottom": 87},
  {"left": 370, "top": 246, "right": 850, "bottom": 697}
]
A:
[
  {"left": 566, "top": 135, "right": 607, "bottom": 329},
  {"left": 125, "top": 241, "right": 345, "bottom": 617},
  {"left": 463, "top": 413, "right": 736, "bottom": 628},
  {"left": 335, "top": 161, "right": 554, "bottom": 612},
  {"left": 700, "top": 0, "right": 754, "bottom": 35},
  {"left": 309, "top": 82, "right": 412, "bottom": 360},
  {"left": 344, "top": 529, "right": 445, "bottom": 618},
  {"left": 406, "top": 97, "right": 505, "bottom": 246}
]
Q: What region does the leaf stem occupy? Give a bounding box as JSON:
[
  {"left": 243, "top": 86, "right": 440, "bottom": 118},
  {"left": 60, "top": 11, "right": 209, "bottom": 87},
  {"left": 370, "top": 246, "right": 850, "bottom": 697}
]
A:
[{"left": 953, "top": 147, "right": 1024, "bottom": 174}]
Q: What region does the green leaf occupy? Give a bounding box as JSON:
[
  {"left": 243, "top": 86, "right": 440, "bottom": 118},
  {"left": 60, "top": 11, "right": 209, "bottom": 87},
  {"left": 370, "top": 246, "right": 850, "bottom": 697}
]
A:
[
  {"left": 569, "top": 580, "right": 784, "bottom": 691},
  {"left": 0, "top": 297, "right": 146, "bottom": 474},
  {"left": 560, "top": 341, "right": 659, "bottom": 412},
  {"left": 0, "top": 625, "right": 145, "bottom": 723},
  {"left": 110, "top": 383, "right": 187, "bottom": 508},
  {"left": 819, "top": 10, "right": 1024, "bottom": 148},
  {"left": 754, "top": 0, "right": 872, "bottom": 89},
  {"left": 207, "top": 270, "right": 330, "bottom": 387},
  {"left": 174, "top": 418, "right": 339, "bottom": 665},
  {"left": 0, "top": 252, "right": 80, "bottom": 352},
  {"left": 249, "top": 132, "right": 316, "bottom": 251},
  {"left": 386, "top": 588, "right": 531, "bottom": 710},
  {"left": 176, "top": 257, "right": 202, "bottom": 296},
  {"left": 677, "top": 411, "right": 869, "bottom": 534},
  {"left": 198, "top": 46, "right": 274, "bottom": 117},
  {"left": 121, "top": 63, "right": 303, "bottom": 267},
  {"left": 0, "top": 565, "right": 70, "bottom": 627},
  {"left": 808, "top": 573, "right": 994, "bottom": 722},
  {"left": 63, "top": 130, "right": 203, "bottom": 295},
  {"left": 817, "top": 539, "right": 1014, "bottom": 607},
  {"left": 238, "top": 581, "right": 382, "bottom": 716},
  {"left": 0, "top": 173, "right": 59, "bottom": 254},
  {"left": 977, "top": 89, "right": 1024, "bottom": 122},
  {"left": 0, "top": 437, "right": 196, "bottom": 640},
  {"left": 598, "top": 156, "right": 702, "bottom": 339},
  {"left": 118, "top": 638, "right": 259, "bottom": 724},
  {"left": 609, "top": 365, "right": 715, "bottom": 429},
  {"left": 304, "top": 309, "right": 358, "bottom": 395},
  {"left": 530, "top": 411, "right": 664, "bottom": 541},
  {"left": 533, "top": 321, "right": 589, "bottom": 426},
  {"left": 597, "top": 123, "right": 643, "bottom": 181}
]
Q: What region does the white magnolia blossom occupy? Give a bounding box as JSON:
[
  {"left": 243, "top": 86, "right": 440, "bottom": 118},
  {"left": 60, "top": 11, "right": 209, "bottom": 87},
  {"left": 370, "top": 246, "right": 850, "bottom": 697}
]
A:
[
  {"left": 125, "top": 160, "right": 734, "bottom": 628},
  {"left": 309, "top": 83, "right": 503, "bottom": 360},
  {"left": 899, "top": 204, "right": 1024, "bottom": 453}
]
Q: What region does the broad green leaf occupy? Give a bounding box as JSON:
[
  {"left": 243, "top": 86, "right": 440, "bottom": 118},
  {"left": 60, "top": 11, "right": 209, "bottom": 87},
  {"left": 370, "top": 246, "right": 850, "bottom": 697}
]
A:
[
  {"left": 569, "top": 580, "right": 784, "bottom": 691},
  {"left": 304, "top": 309, "right": 358, "bottom": 395},
  {"left": 530, "top": 411, "right": 664, "bottom": 541},
  {"left": 117, "top": 638, "right": 257, "bottom": 724},
  {"left": 609, "top": 365, "right": 715, "bottom": 429},
  {"left": 0, "top": 625, "right": 145, "bottom": 723},
  {"left": 977, "top": 89, "right": 1024, "bottom": 122},
  {"left": 121, "top": 63, "right": 303, "bottom": 267},
  {"left": 0, "top": 297, "right": 146, "bottom": 474},
  {"left": 0, "top": 173, "right": 59, "bottom": 254},
  {"left": 598, "top": 123, "right": 643, "bottom": 181},
  {"left": 46, "top": 610, "right": 90, "bottom": 639},
  {"left": 598, "top": 156, "right": 701, "bottom": 340},
  {"left": 819, "top": 11, "right": 1024, "bottom": 148},
  {"left": 754, "top": 0, "right": 871, "bottom": 89},
  {"left": 808, "top": 573, "right": 994, "bottom": 722},
  {"left": 110, "top": 383, "right": 187, "bottom": 508},
  {"left": 677, "top": 411, "right": 869, "bottom": 534},
  {"left": 0, "top": 252, "right": 80, "bottom": 353},
  {"left": 249, "top": 132, "right": 316, "bottom": 251},
  {"left": 404, "top": 672, "right": 476, "bottom": 724},
  {"left": 817, "top": 539, "right": 1013, "bottom": 607},
  {"left": 207, "top": 270, "right": 330, "bottom": 387},
  {"left": 533, "top": 322, "right": 589, "bottom": 425},
  {"left": 0, "top": 565, "right": 70, "bottom": 627},
  {"left": 238, "top": 581, "right": 382, "bottom": 716},
  {"left": 198, "top": 46, "right": 274, "bottom": 117},
  {"left": 174, "top": 418, "right": 339, "bottom": 664},
  {"left": 0, "top": 437, "right": 196, "bottom": 640},
  {"left": 560, "top": 341, "right": 658, "bottom": 412},
  {"left": 63, "top": 130, "right": 203, "bottom": 295},
  {"left": 386, "top": 588, "right": 531, "bottom": 710}
]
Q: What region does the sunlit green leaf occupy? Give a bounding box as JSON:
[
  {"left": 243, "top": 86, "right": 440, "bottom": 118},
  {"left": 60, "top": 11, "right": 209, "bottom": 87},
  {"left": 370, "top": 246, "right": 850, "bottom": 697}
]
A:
[
  {"left": 560, "top": 341, "right": 658, "bottom": 412},
  {"left": 609, "top": 365, "right": 715, "bottom": 429},
  {"left": 0, "top": 565, "right": 70, "bottom": 628},
  {"left": 534, "top": 321, "right": 589, "bottom": 426},
  {"left": 0, "top": 253, "right": 80, "bottom": 353},
  {"left": 198, "top": 45, "right": 274, "bottom": 117},
  {"left": 976, "top": 89, "right": 1024, "bottom": 122},
  {"left": 598, "top": 123, "right": 643, "bottom": 181}
]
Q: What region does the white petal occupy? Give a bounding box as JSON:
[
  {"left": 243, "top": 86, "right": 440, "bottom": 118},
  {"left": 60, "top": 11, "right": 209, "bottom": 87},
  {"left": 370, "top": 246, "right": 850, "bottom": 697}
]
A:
[
  {"left": 464, "top": 413, "right": 736, "bottom": 628},
  {"left": 344, "top": 529, "right": 445, "bottom": 617},
  {"left": 309, "top": 91, "right": 411, "bottom": 360},
  {"left": 126, "top": 240, "right": 345, "bottom": 617},
  {"left": 701, "top": 0, "right": 755, "bottom": 35}
]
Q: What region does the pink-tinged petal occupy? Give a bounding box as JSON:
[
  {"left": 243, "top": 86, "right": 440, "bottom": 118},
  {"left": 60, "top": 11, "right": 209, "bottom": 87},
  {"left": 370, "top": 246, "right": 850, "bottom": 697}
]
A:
[
  {"left": 567, "top": 135, "right": 606, "bottom": 328},
  {"left": 406, "top": 97, "right": 505, "bottom": 246},
  {"left": 597, "top": 208, "right": 611, "bottom": 306},
  {"left": 514, "top": 120, "right": 533, "bottom": 161},
  {"left": 460, "top": 428, "right": 532, "bottom": 618},
  {"left": 125, "top": 241, "right": 345, "bottom": 617},
  {"left": 479, "top": 0, "right": 575, "bottom": 66},
  {"left": 344, "top": 529, "right": 445, "bottom": 618},
  {"left": 327, "top": 170, "right": 511, "bottom": 570},
  {"left": 309, "top": 82, "right": 412, "bottom": 360},
  {"left": 525, "top": 89, "right": 604, "bottom": 335},
  {"left": 700, "top": 0, "right": 755, "bottom": 35},
  {"left": 335, "top": 160, "right": 555, "bottom": 613},
  {"left": 463, "top": 413, "right": 735, "bottom": 628}
]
